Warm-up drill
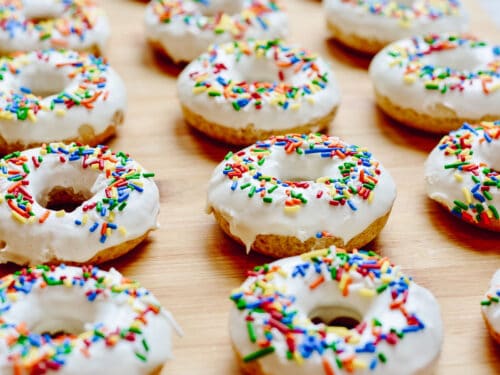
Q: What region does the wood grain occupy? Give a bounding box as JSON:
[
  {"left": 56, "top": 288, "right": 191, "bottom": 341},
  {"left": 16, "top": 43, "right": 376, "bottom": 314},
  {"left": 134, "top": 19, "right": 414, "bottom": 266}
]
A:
[{"left": 7, "top": 0, "right": 500, "bottom": 374}]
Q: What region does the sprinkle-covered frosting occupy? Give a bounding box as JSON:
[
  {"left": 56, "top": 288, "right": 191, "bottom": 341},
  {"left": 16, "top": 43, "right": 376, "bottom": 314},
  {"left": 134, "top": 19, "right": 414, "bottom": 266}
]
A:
[
  {"left": 0, "top": 0, "right": 110, "bottom": 54},
  {"left": 324, "top": 0, "right": 467, "bottom": 48},
  {"left": 425, "top": 121, "right": 500, "bottom": 229},
  {"left": 229, "top": 247, "right": 443, "bottom": 374},
  {"left": 0, "top": 49, "right": 126, "bottom": 147},
  {"left": 336, "top": 0, "right": 462, "bottom": 23},
  {"left": 369, "top": 34, "right": 500, "bottom": 121},
  {"left": 144, "top": 0, "right": 288, "bottom": 62},
  {"left": 207, "top": 134, "right": 396, "bottom": 250},
  {"left": 481, "top": 270, "right": 500, "bottom": 340},
  {"left": 0, "top": 264, "right": 177, "bottom": 373},
  {"left": 178, "top": 41, "right": 341, "bottom": 130},
  {"left": 0, "top": 143, "right": 159, "bottom": 265}
]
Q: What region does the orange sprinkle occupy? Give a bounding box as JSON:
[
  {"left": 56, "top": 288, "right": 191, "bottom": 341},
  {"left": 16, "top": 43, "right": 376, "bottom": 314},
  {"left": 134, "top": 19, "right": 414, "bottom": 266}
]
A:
[
  {"left": 322, "top": 358, "right": 335, "bottom": 375},
  {"left": 309, "top": 275, "right": 325, "bottom": 290},
  {"left": 38, "top": 210, "right": 50, "bottom": 224}
]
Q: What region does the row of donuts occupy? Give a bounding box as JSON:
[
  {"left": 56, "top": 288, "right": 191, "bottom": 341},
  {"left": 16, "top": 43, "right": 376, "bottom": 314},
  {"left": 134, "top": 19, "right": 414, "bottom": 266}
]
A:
[
  {"left": 0, "top": 1, "right": 181, "bottom": 373},
  {"left": 0, "top": 0, "right": 495, "bottom": 374},
  {"left": 142, "top": 0, "right": 500, "bottom": 373}
]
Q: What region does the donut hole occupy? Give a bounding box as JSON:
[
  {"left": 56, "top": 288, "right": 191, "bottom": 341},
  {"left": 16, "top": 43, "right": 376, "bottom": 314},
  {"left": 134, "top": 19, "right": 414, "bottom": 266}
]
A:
[
  {"left": 39, "top": 186, "right": 93, "bottom": 213},
  {"left": 309, "top": 306, "right": 362, "bottom": 329},
  {"left": 192, "top": 0, "right": 245, "bottom": 16},
  {"left": 419, "top": 48, "right": 485, "bottom": 72},
  {"left": 16, "top": 67, "right": 68, "bottom": 98},
  {"left": 31, "top": 317, "right": 87, "bottom": 337}
]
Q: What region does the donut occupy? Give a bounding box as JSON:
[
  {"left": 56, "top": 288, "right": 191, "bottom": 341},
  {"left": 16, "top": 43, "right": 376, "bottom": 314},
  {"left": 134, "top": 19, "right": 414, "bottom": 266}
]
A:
[
  {"left": 0, "top": 0, "right": 110, "bottom": 55},
  {"left": 0, "top": 143, "right": 160, "bottom": 265},
  {"left": 424, "top": 121, "right": 500, "bottom": 231},
  {"left": 178, "top": 40, "right": 341, "bottom": 145},
  {"left": 229, "top": 247, "right": 443, "bottom": 375},
  {"left": 324, "top": 0, "right": 467, "bottom": 54},
  {"left": 481, "top": 270, "right": 500, "bottom": 343},
  {"left": 144, "top": 0, "right": 288, "bottom": 63},
  {"left": 207, "top": 133, "right": 396, "bottom": 257},
  {"left": 369, "top": 34, "right": 500, "bottom": 133},
  {"left": 0, "top": 49, "right": 126, "bottom": 154},
  {"left": 0, "top": 264, "right": 180, "bottom": 373}
]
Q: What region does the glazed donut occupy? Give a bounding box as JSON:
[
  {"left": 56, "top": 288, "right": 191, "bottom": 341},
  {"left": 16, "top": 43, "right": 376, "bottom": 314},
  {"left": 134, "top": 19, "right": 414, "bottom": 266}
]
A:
[
  {"left": 425, "top": 121, "right": 500, "bottom": 231},
  {"left": 0, "top": 143, "right": 160, "bottom": 265},
  {"left": 481, "top": 270, "right": 500, "bottom": 343},
  {"left": 178, "top": 40, "right": 341, "bottom": 145},
  {"left": 369, "top": 34, "right": 500, "bottom": 133},
  {"left": 0, "top": 0, "right": 110, "bottom": 55},
  {"left": 0, "top": 49, "right": 126, "bottom": 154},
  {"left": 324, "top": 0, "right": 467, "bottom": 54},
  {"left": 0, "top": 264, "right": 180, "bottom": 374},
  {"left": 144, "top": 0, "right": 288, "bottom": 63},
  {"left": 229, "top": 247, "right": 443, "bottom": 375},
  {"left": 207, "top": 133, "right": 396, "bottom": 257}
]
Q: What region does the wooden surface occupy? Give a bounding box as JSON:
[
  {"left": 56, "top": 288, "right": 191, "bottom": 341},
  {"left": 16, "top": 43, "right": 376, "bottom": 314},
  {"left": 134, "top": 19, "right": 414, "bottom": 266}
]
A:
[{"left": 53, "top": 0, "right": 500, "bottom": 373}]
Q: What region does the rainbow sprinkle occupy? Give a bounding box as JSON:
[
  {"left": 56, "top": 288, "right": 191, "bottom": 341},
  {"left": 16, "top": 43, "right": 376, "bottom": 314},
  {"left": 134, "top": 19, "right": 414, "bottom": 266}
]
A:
[
  {"left": 0, "top": 49, "right": 113, "bottom": 122},
  {"left": 150, "top": 0, "right": 283, "bottom": 37},
  {"left": 220, "top": 134, "right": 381, "bottom": 213},
  {"left": 0, "top": 143, "right": 155, "bottom": 244},
  {"left": 188, "top": 40, "right": 331, "bottom": 111},
  {"left": 230, "top": 247, "right": 432, "bottom": 372},
  {"left": 435, "top": 121, "right": 499, "bottom": 225},
  {"left": 0, "top": 0, "right": 104, "bottom": 48},
  {"left": 385, "top": 34, "right": 500, "bottom": 94},
  {"left": 339, "top": 0, "right": 462, "bottom": 24},
  {"left": 0, "top": 264, "right": 165, "bottom": 372}
]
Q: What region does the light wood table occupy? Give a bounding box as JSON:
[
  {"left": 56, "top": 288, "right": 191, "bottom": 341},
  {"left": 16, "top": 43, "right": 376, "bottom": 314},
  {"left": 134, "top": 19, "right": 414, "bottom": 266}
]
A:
[{"left": 18, "top": 1, "right": 500, "bottom": 374}]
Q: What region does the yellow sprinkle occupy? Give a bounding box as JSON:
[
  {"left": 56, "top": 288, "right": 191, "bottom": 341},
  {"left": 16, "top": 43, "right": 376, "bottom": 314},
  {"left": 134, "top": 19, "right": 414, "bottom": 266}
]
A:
[
  {"left": 56, "top": 210, "right": 65, "bottom": 217},
  {"left": 11, "top": 211, "right": 27, "bottom": 223},
  {"left": 346, "top": 334, "right": 361, "bottom": 344},
  {"left": 78, "top": 331, "right": 93, "bottom": 340},
  {"left": 306, "top": 97, "right": 315, "bottom": 104},
  {"left": 381, "top": 274, "right": 393, "bottom": 283},
  {"left": 359, "top": 288, "right": 376, "bottom": 297},
  {"left": 118, "top": 226, "right": 127, "bottom": 236},
  {"left": 55, "top": 109, "right": 66, "bottom": 116},
  {"left": 284, "top": 205, "right": 300, "bottom": 215},
  {"left": 64, "top": 279, "right": 73, "bottom": 288},
  {"left": 326, "top": 326, "right": 350, "bottom": 336},
  {"left": 192, "top": 86, "right": 206, "bottom": 94},
  {"left": 106, "top": 228, "right": 112, "bottom": 236},
  {"left": 338, "top": 273, "right": 349, "bottom": 291},
  {"left": 109, "top": 211, "right": 115, "bottom": 222},
  {"left": 301, "top": 248, "right": 329, "bottom": 260},
  {"left": 27, "top": 110, "right": 36, "bottom": 122},
  {"left": 6, "top": 292, "right": 18, "bottom": 301},
  {"left": 380, "top": 260, "right": 390, "bottom": 273},
  {"left": 403, "top": 74, "right": 416, "bottom": 84},
  {"left": 353, "top": 359, "right": 368, "bottom": 369},
  {"left": 290, "top": 103, "right": 300, "bottom": 111},
  {"left": 462, "top": 187, "right": 472, "bottom": 204},
  {"left": 82, "top": 214, "right": 88, "bottom": 225},
  {"left": 293, "top": 351, "right": 304, "bottom": 365},
  {"left": 454, "top": 173, "right": 463, "bottom": 182},
  {"left": 368, "top": 191, "right": 374, "bottom": 203}
]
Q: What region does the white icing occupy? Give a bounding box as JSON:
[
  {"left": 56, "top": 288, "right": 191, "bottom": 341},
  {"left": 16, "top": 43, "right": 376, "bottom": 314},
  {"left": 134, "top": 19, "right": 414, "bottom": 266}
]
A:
[
  {"left": 424, "top": 124, "right": 500, "bottom": 223},
  {"left": 324, "top": 0, "right": 467, "bottom": 47},
  {"left": 207, "top": 136, "right": 396, "bottom": 250},
  {"left": 0, "top": 50, "right": 127, "bottom": 145},
  {"left": 369, "top": 36, "right": 500, "bottom": 119},
  {"left": 144, "top": 0, "right": 288, "bottom": 62},
  {"left": 0, "top": 0, "right": 110, "bottom": 54},
  {"left": 483, "top": 270, "right": 500, "bottom": 334},
  {"left": 177, "top": 41, "right": 341, "bottom": 130},
  {"left": 0, "top": 266, "right": 177, "bottom": 374},
  {"left": 230, "top": 252, "right": 443, "bottom": 375},
  {"left": 0, "top": 145, "right": 160, "bottom": 265}
]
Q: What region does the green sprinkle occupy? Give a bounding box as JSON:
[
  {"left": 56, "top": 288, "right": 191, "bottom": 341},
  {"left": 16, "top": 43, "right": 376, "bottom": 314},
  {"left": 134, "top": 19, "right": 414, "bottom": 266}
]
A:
[
  {"left": 248, "top": 186, "right": 256, "bottom": 198},
  {"left": 135, "top": 352, "right": 147, "bottom": 362},
  {"left": 263, "top": 197, "right": 273, "bottom": 203},
  {"left": 224, "top": 151, "right": 233, "bottom": 160},
  {"left": 268, "top": 185, "right": 278, "bottom": 194},
  {"left": 142, "top": 172, "right": 155, "bottom": 178},
  {"left": 240, "top": 183, "right": 251, "bottom": 190},
  {"left": 480, "top": 300, "right": 491, "bottom": 306},
  {"left": 453, "top": 200, "right": 468, "bottom": 210},
  {"left": 376, "top": 284, "right": 388, "bottom": 294},
  {"left": 444, "top": 161, "right": 468, "bottom": 169},
  {"left": 247, "top": 322, "right": 257, "bottom": 343},
  {"left": 378, "top": 353, "right": 387, "bottom": 363},
  {"left": 142, "top": 339, "right": 150, "bottom": 352},
  {"left": 243, "top": 347, "right": 275, "bottom": 362},
  {"left": 488, "top": 205, "right": 499, "bottom": 219}
]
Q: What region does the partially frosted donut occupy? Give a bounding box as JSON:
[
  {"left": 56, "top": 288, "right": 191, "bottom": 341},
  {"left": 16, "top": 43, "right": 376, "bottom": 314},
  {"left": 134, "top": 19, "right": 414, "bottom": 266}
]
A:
[
  {"left": 425, "top": 121, "right": 500, "bottom": 231},
  {"left": 144, "top": 0, "right": 288, "bottom": 63},
  {"left": 370, "top": 34, "right": 500, "bottom": 133},
  {"left": 324, "top": 0, "right": 467, "bottom": 54},
  {"left": 0, "top": 264, "right": 180, "bottom": 374},
  {"left": 178, "top": 40, "right": 341, "bottom": 145},
  {"left": 229, "top": 247, "right": 443, "bottom": 375},
  {"left": 0, "top": 143, "right": 160, "bottom": 265},
  {"left": 481, "top": 270, "right": 500, "bottom": 343},
  {"left": 0, "top": 49, "right": 126, "bottom": 154},
  {"left": 0, "top": 0, "right": 110, "bottom": 55},
  {"left": 207, "top": 134, "right": 396, "bottom": 257}
]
